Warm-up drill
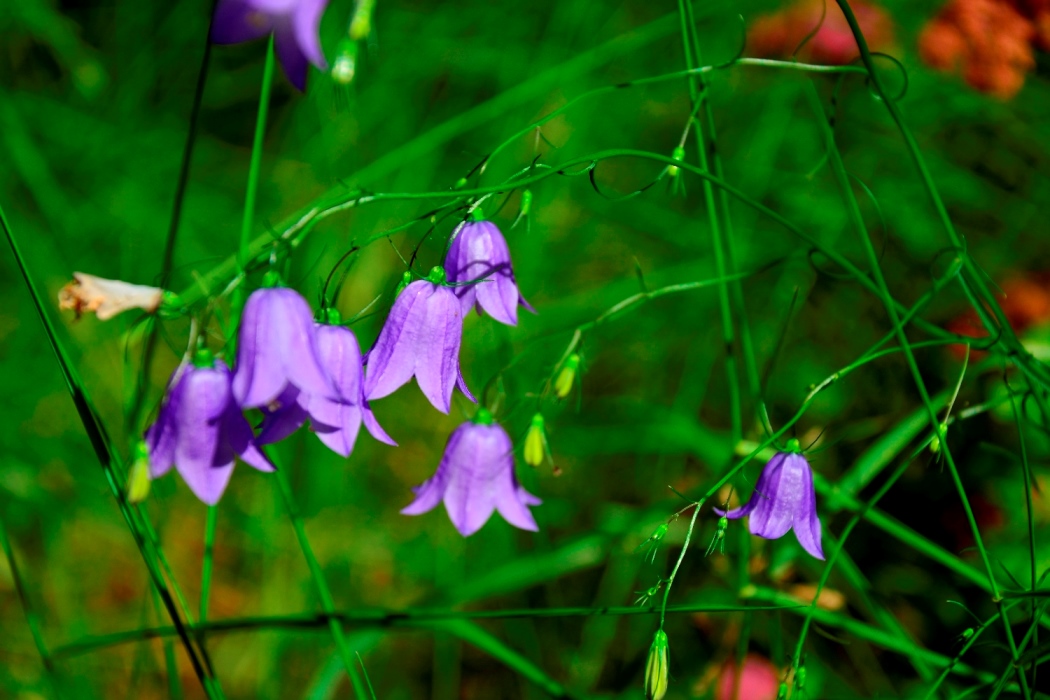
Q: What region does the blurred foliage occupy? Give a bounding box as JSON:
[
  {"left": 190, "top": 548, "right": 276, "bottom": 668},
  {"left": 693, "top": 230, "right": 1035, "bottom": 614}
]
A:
[{"left": 3, "top": 0, "right": 1050, "bottom": 698}]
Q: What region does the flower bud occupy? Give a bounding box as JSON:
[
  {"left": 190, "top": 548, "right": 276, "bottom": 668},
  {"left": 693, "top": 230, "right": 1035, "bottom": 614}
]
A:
[
  {"left": 554, "top": 354, "right": 580, "bottom": 399},
  {"left": 668, "top": 145, "right": 685, "bottom": 178},
  {"left": 331, "top": 39, "right": 356, "bottom": 85},
  {"left": 644, "top": 629, "right": 670, "bottom": 700},
  {"left": 524, "top": 413, "right": 546, "bottom": 467},
  {"left": 127, "top": 441, "right": 152, "bottom": 504},
  {"left": 520, "top": 189, "right": 533, "bottom": 216}
]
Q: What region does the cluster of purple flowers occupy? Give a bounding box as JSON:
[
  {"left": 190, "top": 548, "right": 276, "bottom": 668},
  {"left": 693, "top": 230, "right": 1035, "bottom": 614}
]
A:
[
  {"left": 194, "top": 0, "right": 831, "bottom": 554},
  {"left": 145, "top": 219, "right": 539, "bottom": 536}
]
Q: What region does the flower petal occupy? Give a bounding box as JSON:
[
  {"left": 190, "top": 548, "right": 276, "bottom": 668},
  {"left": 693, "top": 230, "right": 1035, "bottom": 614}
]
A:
[
  {"left": 291, "top": 0, "right": 328, "bottom": 69},
  {"left": 401, "top": 424, "right": 464, "bottom": 517},
  {"left": 233, "top": 289, "right": 286, "bottom": 408},
  {"left": 256, "top": 386, "right": 309, "bottom": 445},
  {"left": 173, "top": 364, "right": 234, "bottom": 504},
  {"left": 145, "top": 368, "right": 184, "bottom": 477},
  {"left": 496, "top": 475, "right": 540, "bottom": 532},
  {"left": 414, "top": 285, "right": 464, "bottom": 414},
  {"left": 365, "top": 281, "right": 428, "bottom": 401},
  {"left": 273, "top": 24, "right": 310, "bottom": 90},
  {"left": 747, "top": 453, "right": 802, "bottom": 540},
  {"left": 275, "top": 289, "right": 336, "bottom": 400},
  {"left": 792, "top": 460, "right": 825, "bottom": 560},
  {"left": 211, "top": 0, "right": 274, "bottom": 44},
  {"left": 362, "top": 400, "right": 397, "bottom": 446}
]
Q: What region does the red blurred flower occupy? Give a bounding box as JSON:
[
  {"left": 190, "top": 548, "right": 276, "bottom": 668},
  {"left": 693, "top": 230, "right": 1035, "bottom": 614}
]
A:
[
  {"left": 919, "top": 0, "right": 1036, "bottom": 99},
  {"left": 946, "top": 274, "right": 1050, "bottom": 358},
  {"left": 749, "top": 0, "right": 895, "bottom": 65},
  {"left": 716, "top": 654, "right": 781, "bottom": 700}
]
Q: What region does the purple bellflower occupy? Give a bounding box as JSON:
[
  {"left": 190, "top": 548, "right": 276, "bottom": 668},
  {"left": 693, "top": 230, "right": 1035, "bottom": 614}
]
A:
[
  {"left": 364, "top": 266, "right": 475, "bottom": 414},
  {"left": 444, "top": 212, "right": 534, "bottom": 326},
  {"left": 401, "top": 408, "right": 541, "bottom": 536},
  {"left": 716, "top": 441, "right": 824, "bottom": 560},
  {"left": 258, "top": 312, "right": 396, "bottom": 456},
  {"left": 211, "top": 0, "right": 330, "bottom": 91},
  {"left": 146, "top": 351, "right": 274, "bottom": 505},
  {"left": 232, "top": 275, "right": 337, "bottom": 410}
]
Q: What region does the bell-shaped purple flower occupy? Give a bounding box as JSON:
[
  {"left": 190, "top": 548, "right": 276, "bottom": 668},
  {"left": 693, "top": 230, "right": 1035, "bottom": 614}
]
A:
[
  {"left": 211, "top": 0, "right": 329, "bottom": 91},
  {"left": 401, "top": 408, "right": 541, "bottom": 536},
  {"left": 232, "top": 282, "right": 337, "bottom": 410},
  {"left": 146, "top": 353, "right": 274, "bottom": 505},
  {"left": 717, "top": 450, "right": 824, "bottom": 560},
  {"left": 364, "top": 267, "right": 475, "bottom": 414},
  {"left": 444, "top": 215, "right": 533, "bottom": 326},
  {"left": 257, "top": 318, "right": 396, "bottom": 456}
]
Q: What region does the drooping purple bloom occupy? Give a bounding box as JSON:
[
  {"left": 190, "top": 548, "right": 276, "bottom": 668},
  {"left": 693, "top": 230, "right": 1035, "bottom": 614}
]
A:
[
  {"left": 257, "top": 321, "right": 395, "bottom": 456},
  {"left": 444, "top": 218, "right": 534, "bottom": 326},
  {"left": 364, "top": 267, "right": 475, "bottom": 414},
  {"left": 401, "top": 409, "right": 541, "bottom": 536},
  {"left": 717, "top": 451, "right": 825, "bottom": 560},
  {"left": 146, "top": 355, "right": 274, "bottom": 505},
  {"left": 211, "top": 0, "right": 330, "bottom": 91},
  {"left": 232, "top": 285, "right": 336, "bottom": 409}
]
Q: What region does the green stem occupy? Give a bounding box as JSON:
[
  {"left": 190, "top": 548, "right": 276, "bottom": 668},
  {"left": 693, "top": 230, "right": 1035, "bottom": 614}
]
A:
[
  {"left": 658, "top": 502, "right": 703, "bottom": 630},
  {"left": 804, "top": 76, "right": 1029, "bottom": 697},
  {"left": 229, "top": 35, "right": 276, "bottom": 343},
  {"left": 201, "top": 505, "right": 219, "bottom": 623},
  {"left": 271, "top": 456, "right": 368, "bottom": 699}
]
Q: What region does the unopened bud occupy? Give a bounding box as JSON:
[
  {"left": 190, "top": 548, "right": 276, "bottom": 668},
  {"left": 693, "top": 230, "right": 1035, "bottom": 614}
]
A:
[
  {"left": 524, "top": 413, "right": 546, "bottom": 467},
  {"left": 668, "top": 145, "right": 685, "bottom": 178},
  {"left": 644, "top": 630, "right": 670, "bottom": 700},
  {"left": 554, "top": 354, "right": 580, "bottom": 399},
  {"left": 127, "top": 441, "right": 152, "bottom": 504},
  {"left": 331, "top": 39, "right": 356, "bottom": 85}
]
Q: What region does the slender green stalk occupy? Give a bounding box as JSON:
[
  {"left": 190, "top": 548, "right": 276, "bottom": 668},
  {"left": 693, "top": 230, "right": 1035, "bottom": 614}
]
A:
[
  {"left": 0, "top": 200, "right": 216, "bottom": 695},
  {"left": 51, "top": 601, "right": 799, "bottom": 659},
  {"left": 0, "top": 511, "right": 57, "bottom": 695},
  {"left": 270, "top": 455, "right": 368, "bottom": 699},
  {"left": 127, "top": 2, "right": 216, "bottom": 434},
  {"left": 676, "top": 0, "right": 741, "bottom": 443},
  {"left": 228, "top": 35, "right": 276, "bottom": 344},
  {"left": 201, "top": 506, "right": 219, "bottom": 622},
  {"left": 803, "top": 76, "right": 1030, "bottom": 697},
  {"left": 658, "top": 502, "right": 703, "bottom": 629}
]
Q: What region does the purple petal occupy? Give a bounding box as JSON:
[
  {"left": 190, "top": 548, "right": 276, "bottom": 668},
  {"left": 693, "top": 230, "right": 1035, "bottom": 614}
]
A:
[
  {"left": 315, "top": 324, "right": 363, "bottom": 404},
  {"left": 232, "top": 289, "right": 286, "bottom": 408},
  {"left": 401, "top": 424, "right": 466, "bottom": 517},
  {"left": 496, "top": 475, "right": 540, "bottom": 532},
  {"left": 415, "top": 285, "right": 464, "bottom": 414},
  {"left": 456, "top": 364, "right": 476, "bottom": 404},
  {"left": 211, "top": 0, "right": 274, "bottom": 44},
  {"left": 309, "top": 398, "right": 362, "bottom": 458},
  {"left": 362, "top": 400, "right": 397, "bottom": 446},
  {"left": 275, "top": 289, "right": 336, "bottom": 400},
  {"left": 145, "top": 367, "right": 184, "bottom": 478},
  {"left": 173, "top": 364, "right": 234, "bottom": 505},
  {"left": 291, "top": 0, "right": 328, "bottom": 69},
  {"left": 440, "top": 423, "right": 514, "bottom": 536},
  {"left": 365, "top": 281, "right": 429, "bottom": 401},
  {"left": 715, "top": 503, "right": 754, "bottom": 520},
  {"left": 793, "top": 460, "right": 825, "bottom": 560},
  {"left": 256, "top": 386, "right": 309, "bottom": 445},
  {"left": 273, "top": 24, "right": 309, "bottom": 91},
  {"left": 220, "top": 401, "right": 275, "bottom": 473},
  {"left": 747, "top": 453, "right": 798, "bottom": 541}
]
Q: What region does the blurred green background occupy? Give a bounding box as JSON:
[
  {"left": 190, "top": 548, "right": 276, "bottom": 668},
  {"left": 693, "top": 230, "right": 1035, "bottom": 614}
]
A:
[{"left": 3, "top": 0, "right": 1050, "bottom": 698}]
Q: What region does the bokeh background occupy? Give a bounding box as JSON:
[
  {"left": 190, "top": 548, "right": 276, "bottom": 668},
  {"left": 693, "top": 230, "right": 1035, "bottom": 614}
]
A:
[{"left": 3, "top": 0, "right": 1050, "bottom": 698}]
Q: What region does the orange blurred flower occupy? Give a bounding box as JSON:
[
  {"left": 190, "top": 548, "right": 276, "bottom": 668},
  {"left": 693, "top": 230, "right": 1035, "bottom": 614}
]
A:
[
  {"left": 749, "top": 0, "right": 895, "bottom": 65},
  {"left": 919, "top": 0, "right": 1036, "bottom": 99}
]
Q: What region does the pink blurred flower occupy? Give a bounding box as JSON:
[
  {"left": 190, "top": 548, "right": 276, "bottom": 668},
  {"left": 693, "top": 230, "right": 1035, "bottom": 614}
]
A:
[
  {"left": 716, "top": 654, "right": 781, "bottom": 700},
  {"left": 748, "top": 0, "right": 895, "bottom": 65}
]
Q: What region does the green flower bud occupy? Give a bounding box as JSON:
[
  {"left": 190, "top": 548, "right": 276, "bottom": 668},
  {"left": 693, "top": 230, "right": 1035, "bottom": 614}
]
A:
[
  {"left": 127, "top": 441, "right": 152, "bottom": 504},
  {"left": 644, "top": 630, "right": 670, "bottom": 700},
  {"left": 524, "top": 413, "right": 546, "bottom": 467},
  {"left": 554, "top": 354, "right": 580, "bottom": 399}
]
